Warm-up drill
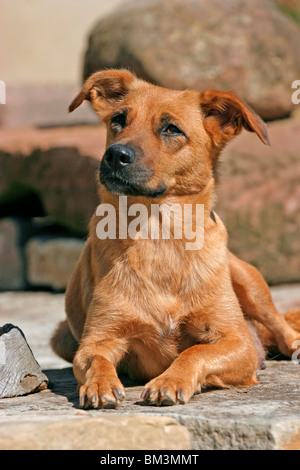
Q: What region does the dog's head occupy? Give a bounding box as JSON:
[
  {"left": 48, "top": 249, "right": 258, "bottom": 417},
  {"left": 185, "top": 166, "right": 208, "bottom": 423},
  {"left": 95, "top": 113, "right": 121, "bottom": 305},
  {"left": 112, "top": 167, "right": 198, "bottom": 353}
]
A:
[{"left": 69, "top": 69, "right": 269, "bottom": 199}]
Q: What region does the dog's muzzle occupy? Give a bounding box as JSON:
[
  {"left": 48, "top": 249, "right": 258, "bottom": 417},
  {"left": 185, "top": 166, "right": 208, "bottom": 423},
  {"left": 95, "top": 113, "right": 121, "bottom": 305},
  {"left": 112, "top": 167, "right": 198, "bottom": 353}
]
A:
[{"left": 99, "top": 144, "right": 167, "bottom": 198}]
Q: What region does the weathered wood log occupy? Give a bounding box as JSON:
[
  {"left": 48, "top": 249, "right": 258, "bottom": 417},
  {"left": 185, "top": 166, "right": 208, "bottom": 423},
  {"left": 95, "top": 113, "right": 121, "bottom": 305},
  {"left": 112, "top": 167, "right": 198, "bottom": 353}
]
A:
[{"left": 0, "top": 324, "right": 48, "bottom": 398}]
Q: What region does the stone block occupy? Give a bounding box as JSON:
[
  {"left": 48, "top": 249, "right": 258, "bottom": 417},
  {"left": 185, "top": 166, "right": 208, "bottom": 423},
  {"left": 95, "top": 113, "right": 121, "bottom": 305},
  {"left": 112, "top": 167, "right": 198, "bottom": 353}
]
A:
[
  {"left": 0, "top": 218, "right": 31, "bottom": 290},
  {"left": 25, "top": 237, "right": 84, "bottom": 291},
  {"left": 83, "top": 0, "right": 300, "bottom": 120}
]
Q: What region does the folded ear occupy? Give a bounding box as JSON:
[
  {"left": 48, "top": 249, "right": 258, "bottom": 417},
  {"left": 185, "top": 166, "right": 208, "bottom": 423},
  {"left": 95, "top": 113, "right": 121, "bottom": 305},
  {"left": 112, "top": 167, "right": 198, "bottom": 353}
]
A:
[
  {"left": 199, "top": 90, "right": 270, "bottom": 147},
  {"left": 69, "top": 69, "right": 136, "bottom": 116}
]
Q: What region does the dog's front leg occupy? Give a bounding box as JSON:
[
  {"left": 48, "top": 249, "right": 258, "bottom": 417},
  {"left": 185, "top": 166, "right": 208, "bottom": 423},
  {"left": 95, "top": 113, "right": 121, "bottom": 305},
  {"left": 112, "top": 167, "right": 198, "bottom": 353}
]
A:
[
  {"left": 73, "top": 333, "right": 128, "bottom": 409},
  {"left": 141, "top": 329, "right": 258, "bottom": 406}
]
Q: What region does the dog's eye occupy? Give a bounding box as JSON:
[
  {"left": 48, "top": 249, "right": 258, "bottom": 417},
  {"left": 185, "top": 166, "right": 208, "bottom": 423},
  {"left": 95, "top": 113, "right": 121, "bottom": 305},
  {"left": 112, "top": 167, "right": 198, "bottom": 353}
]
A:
[
  {"left": 111, "top": 113, "right": 127, "bottom": 131},
  {"left": 162, "top": 124, "right": 184, "bottom": 136}
]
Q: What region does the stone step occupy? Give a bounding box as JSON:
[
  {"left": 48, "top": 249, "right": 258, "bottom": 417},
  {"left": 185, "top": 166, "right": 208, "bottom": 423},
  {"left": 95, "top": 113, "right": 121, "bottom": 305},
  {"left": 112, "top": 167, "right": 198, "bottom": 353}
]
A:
[{"left": 0, "top": 290, "right": 299, "bottom": 450}]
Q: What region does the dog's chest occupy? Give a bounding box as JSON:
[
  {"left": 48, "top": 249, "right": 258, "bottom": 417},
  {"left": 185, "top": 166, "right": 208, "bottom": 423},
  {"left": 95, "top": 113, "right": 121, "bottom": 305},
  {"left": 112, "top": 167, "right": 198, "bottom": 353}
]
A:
[
  {"left": 123, "top": 309, "right": 208, "bottom": 381},
  {"left": 124, "top": 314, "right": 186, "bottom": 381},
  {"left": 115, "top": 240, "right": 220, "bottom": 379},
  {"left": 125, "top": 239, "right": 201, "bottom": 294},
  {"left": 122, "top": 240, "right": 210, "bottom": 339}
]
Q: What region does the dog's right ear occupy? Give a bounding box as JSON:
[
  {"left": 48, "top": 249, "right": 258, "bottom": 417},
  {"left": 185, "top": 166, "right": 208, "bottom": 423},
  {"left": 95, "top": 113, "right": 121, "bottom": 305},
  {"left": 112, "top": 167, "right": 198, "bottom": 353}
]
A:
[
  {"left": 69, "top": 69, "right": 136, "bottom": 116},
  {"left": 199, "top": 90, "right": 270, "bottom": 147}
]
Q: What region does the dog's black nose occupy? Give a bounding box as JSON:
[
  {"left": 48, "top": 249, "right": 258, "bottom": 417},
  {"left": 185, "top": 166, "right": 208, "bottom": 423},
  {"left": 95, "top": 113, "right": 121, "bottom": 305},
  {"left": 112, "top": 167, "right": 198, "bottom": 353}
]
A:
[{"left": 103, "top": 144, "right": 135, "bottom": 171}]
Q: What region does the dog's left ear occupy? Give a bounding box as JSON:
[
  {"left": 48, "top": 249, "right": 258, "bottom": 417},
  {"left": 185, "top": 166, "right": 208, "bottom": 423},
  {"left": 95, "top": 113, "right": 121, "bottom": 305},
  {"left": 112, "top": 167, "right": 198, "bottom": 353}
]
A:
[
  {"left": 69, "top": 69, "right": 136, "bottom": 117},
  {"left": 199, "top": 90, "right": 270, "bottom": 147}
]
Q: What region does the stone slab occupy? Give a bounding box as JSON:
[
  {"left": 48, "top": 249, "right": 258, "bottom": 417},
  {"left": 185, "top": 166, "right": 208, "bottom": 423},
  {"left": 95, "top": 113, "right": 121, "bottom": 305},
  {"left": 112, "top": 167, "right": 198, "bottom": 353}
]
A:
[
  {"left": 0, "top": 288, "right": 300, "bottom": 450},
  {"left": 83, "top": 0, "right": 300, "bottom": 121},
  {"left": 0, "top": 414, "right": 190, "bottom": 451}
]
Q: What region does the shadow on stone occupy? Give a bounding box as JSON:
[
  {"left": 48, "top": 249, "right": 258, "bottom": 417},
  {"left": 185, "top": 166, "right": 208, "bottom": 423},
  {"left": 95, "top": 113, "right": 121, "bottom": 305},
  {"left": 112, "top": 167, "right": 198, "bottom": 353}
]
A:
[
  {"left": 43, "top": 367, "right": 144, "bottom": 409},
  {"left": 44, "top": 368, "right": 78, "bottom": 406}
]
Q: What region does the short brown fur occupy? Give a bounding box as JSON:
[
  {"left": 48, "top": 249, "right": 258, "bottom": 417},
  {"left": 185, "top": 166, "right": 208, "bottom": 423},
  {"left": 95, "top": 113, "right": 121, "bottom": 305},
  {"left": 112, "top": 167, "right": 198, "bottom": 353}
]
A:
[{"left": 52, "top": 70, "right": 300, "bottom": 408}]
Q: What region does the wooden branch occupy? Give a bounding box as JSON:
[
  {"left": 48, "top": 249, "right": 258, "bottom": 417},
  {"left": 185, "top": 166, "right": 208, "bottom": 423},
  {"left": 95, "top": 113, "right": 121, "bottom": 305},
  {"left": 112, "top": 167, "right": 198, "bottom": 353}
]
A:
[{"left": 0, "top": 324, "right": 48, "bottom": 398}]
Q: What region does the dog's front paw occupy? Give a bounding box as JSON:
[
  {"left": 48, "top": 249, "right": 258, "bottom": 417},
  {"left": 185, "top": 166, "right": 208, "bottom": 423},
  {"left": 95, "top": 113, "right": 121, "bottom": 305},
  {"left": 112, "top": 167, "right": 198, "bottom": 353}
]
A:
[
  {"left": 141, "top": 373, "right": 197, "bottom": 406},
  {"left": 79, "top": 375, "right": 126, "bottom": 409}
]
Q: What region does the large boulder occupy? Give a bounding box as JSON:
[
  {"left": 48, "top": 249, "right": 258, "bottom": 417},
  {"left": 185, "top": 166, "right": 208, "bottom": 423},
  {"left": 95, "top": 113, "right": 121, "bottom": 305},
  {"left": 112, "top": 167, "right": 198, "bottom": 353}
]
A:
[{"left": 83, "top": 0, "right": 300, "bottom": 121}]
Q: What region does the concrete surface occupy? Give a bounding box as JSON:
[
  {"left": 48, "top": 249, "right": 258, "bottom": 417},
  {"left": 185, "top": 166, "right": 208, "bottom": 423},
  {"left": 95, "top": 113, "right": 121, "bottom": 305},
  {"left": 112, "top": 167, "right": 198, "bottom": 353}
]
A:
[{"left": 0, "top": 286, "right": 300, "bottom": 449}]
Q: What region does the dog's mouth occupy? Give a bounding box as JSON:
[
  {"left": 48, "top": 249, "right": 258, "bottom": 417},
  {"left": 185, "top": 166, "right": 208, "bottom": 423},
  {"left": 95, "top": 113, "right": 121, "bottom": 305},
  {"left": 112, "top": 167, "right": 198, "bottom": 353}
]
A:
[
  {"left": 99, "top": 164, "right": 167, "bottom": 198},
  {"left": 101, "top": 174, "right": 166, "bottom": 198}
]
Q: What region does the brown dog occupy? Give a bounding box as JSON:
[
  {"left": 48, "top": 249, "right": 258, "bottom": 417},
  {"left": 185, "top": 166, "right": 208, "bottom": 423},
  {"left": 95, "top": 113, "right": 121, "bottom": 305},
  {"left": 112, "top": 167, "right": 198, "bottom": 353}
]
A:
[{"left": 51, "top": 69, "right": 300, "bottom": 408}]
